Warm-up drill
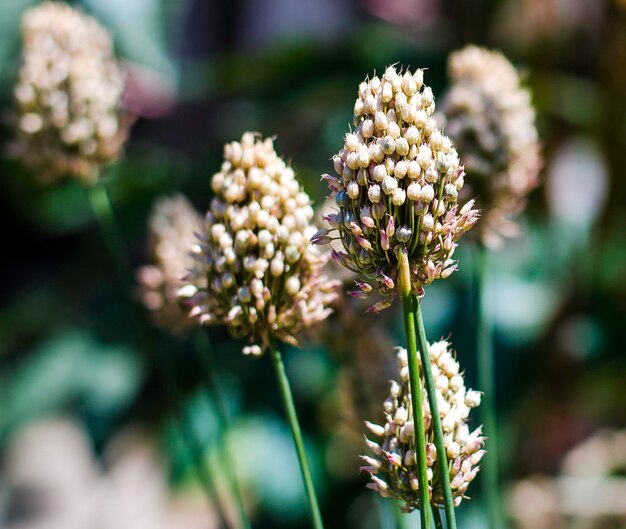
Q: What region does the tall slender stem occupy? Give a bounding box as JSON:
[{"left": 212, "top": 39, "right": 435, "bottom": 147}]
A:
[
  {"left": 166, "top": 362, "right": 231, "bottom": 528},
  {"left": 476, "top": 243, "right": 503, "bottom": 529},
  {"left": 86, "top": 181, "right": 131, "bottom": 286},
  {"left": 86, "top": 180, "right": 228, "bottom": 524},
  {"left": 431, "top": 507, "right": 443, "bottom": 529},
  {"left": 194, "top": 332, "right": 252, "bottom": 529},
  {"left": 268, "top": 342, "right": 324, "bottom": 529},
  {"left": 414, "top": 296, "right": 457, "bottom": 529},
  {"left": 398, "top": 249, "right": 431, "bottom": 529}
]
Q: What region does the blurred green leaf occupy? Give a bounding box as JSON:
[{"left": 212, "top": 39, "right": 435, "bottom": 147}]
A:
[
  {"left": 30, "top": 181, "right": 94, "bottom": 234},
  {"left": 81, "top": 0, "right": 175, "bottom": 76},
  {"left": 230, "top": 415, "right": 323, "bottom": 519},
  {"left": 0, "top": 329, "right": 143, "bottom": 438}
]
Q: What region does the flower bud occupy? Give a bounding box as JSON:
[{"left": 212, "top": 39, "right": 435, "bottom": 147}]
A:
[
  {"left": 361, "top": 341, "right": 484, "bottom": 510},
  {"left": 392, "top": 188, "right": 406, "bottom": 206},
  {"left": 441, "top": 45, "right": 541, "bottom": 246},
  {"left": 321, "top": 65, "right": 478, "bottom": 310},
  {"left": 138, "top": 196, "right": 204, "bottom": 334},
  {"left": 179, "top": 133, "right": 338, "bottom": 355},
  {"left": 368, "top": 185, "right": 382, "bottom": 203},
  {"left": 13, "top": 2, "right": 129, "bottom": 185}
]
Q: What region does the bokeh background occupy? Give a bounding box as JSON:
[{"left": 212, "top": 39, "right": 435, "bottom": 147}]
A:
[{"left": 1, "top": 0, "right": 626, "bottom": 528}]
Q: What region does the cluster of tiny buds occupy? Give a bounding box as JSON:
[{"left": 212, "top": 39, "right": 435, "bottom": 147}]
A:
[
  {"left": 178, "top": 132, "right": 338, "bottom": 355},
  {"left": 314, "top": 65, "right": 479, "bottom": 312},
  {"left": 362, "top": 341, "right": 485, "bottom": 510},
  {"left": 440, "top": 45, "right": 541, "bottom": 246},
  {"left": 137, "top": 195, "right": 203, "bottom": 335},
  {"left": 12, "top": 1, "right": 129, "bottom": 185}
]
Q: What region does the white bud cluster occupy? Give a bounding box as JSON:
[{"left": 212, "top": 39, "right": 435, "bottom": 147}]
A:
[
  {"left": 178, "top": 133, "right": 339, "bottom": 355},
  {"left": 137, "top": 195, "right": 203, "bottom": 335},
  {"left": 440, "top": 45, "right": 541, "bottom": 247},
  {"left": 12, "top": 2, "right": 128, "bottom": 185},
  {"left": 363, "top": 341, "right": 485, "bottom": 510},
  {"left": 316, "top": 65, "right": 479, "bottom": 313}
]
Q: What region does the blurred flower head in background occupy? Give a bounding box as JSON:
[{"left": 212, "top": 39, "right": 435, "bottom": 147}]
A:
[
  {"left": 495, "top": 0, "right": 607, "bottom": 48},
  {"left": 508, "top": 429, "right": 626, "bottom": 529},
  {"left": 0, "top": 418, "right": 218, "bottom": 529},
  {"left": 546, "top": 136, "right": 608, "bottom": 230},
  {"left": 363, "top": 0, "right": 440, "bottom": 26},
  {"left": 316, "top": 65, "right": 478, "bottom": 312},
  {"left": 362, "top": 341, "right": 484, "bottom": 510},
  {"left": 11, "top": 1, "right": 129, "bottom": 186},
  {"left": 440, "top": 45, "right": 541, "bottom": 247},
  {"left": 179, "top": 132, "right": 339, "bottom": 356},
  {"left": 137, "top": 195, "right": 203, "bottom": 335}
]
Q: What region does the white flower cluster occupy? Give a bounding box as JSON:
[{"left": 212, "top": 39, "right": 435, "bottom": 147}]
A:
[
  {"left": 440, "top": 45, "right": 541, "bottom": 246},
  {"left": 362, "top": 342, "right": 485, "bottom": 510},
  {"left": 13, "top": 1, "right": 128, "bottom": 185},
  {"left": 137, "top": 195, "right": 203, "bottom": 335},
  {"left": 178, "top": 133, "right": 339, "bottom": 356},
  {"left": 315, "top": 65, "right": 479, "bottom": 312}
]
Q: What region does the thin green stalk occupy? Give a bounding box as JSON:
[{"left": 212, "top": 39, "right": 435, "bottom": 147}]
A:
[
  {"left": 476, "top": 243, "right": 504, "bottom": 529},
  {"left": 167, "top": 367, "right": 231, "bottom": 529},
  {"left": 86, "top": 180, "right": 229, "bottom": 525},
  {"left": 414, "top": 295, "right": 457, "bottom": 529},
  {"left": 86, "top": 181, "right": 131, "bottom": 286},
  {"left": 398, "top": 249, "right": 431, "bottom": 529},
  {"left": 432, "top": 507, "right": 444, "bottom": 529},
  {"left": 268, "top": 342, "right": 324, "bottom": 529},
  {"left": 194, "top": 332, "right": 252, "bottom": 529}
]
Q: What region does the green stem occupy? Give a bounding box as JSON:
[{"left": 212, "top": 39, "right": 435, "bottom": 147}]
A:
[
  {"left": 398, "top": 249, "right": 431, "bottom": 529},
  {"left": 414, "top": 296, "right": 457, "bottom": 529},
  {"left": 86, "top": 181, "right": 131, "bottom": 286},
  {"left": 432, "top": 507, "right": 444, "bottom": 529},
  {"left": 168, "top": 375, "right": 231, "bottom": 529},
  {"left": 269, "top": 342, "right": 324, "bottom": 529},
  {"left": 476, "top": 243, "right": 503, "bottom": 529},
  {"left": 194, "top": 332, "right": 252, "bottom": 529}
]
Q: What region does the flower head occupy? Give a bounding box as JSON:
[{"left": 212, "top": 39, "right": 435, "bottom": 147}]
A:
[
  {"left": 137, "top": 195, "right": 203, "bottom": 335},
  {"left": 12, "top": 2, "right": 129, "bottom": 185},
  {"left": 440, "top": 45, "right": 541, "bottom": 246},
  {"left": 363, "top": 342, "right": 484, "bottom": 510},
  {"left": 316, "top": 66, "right": 478, "bottom": 311},
  {"left": 178, "top": 132, "right": 339, "bottom": 356}
]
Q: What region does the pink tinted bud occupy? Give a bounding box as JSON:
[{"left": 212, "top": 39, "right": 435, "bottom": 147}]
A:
[
  {"left": 385, "top": 452, "right": 402, "bottom": 467},
  {"left": 310, "top": 228, "right": 331, "bottom": 245},
  {"left": 380, "top": 229, "right": 390, "bottom": 251}
]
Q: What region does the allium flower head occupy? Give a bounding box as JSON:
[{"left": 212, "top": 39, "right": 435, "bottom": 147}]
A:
[
  {"left": 315, "top": 66, "right": 479, "bottom": 311},
  {"left": 440, "top": 45, "right": 541, "bottom": 246},
  {"left": 13, "top": 2, "right": 128, "bottom": 185},
  {"left": 137, "top": 195, "right": 203, "bottom": 335},
  {"left": 178, "top": 132, "right": 339, "bottom": 356},
  {"left": 363, "top": 342, "right": 484, "bottom": 510}
]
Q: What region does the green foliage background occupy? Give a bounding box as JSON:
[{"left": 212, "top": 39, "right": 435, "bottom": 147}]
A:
[{"left": 1, "top": 0, "right": 626, "bottom": 527}]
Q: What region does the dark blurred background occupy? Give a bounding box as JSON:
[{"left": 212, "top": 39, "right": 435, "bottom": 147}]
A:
[{"left": 1, "top": 0, "right": 626, "bottom": 528}]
